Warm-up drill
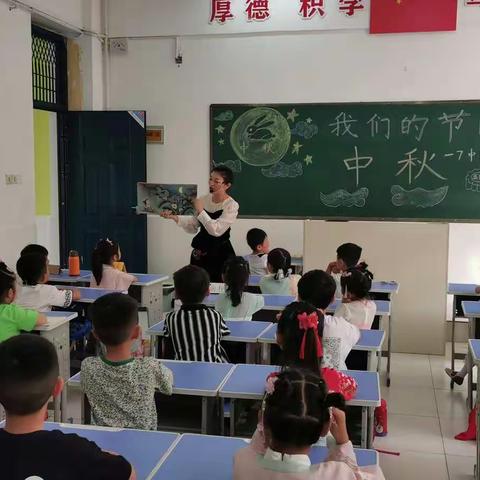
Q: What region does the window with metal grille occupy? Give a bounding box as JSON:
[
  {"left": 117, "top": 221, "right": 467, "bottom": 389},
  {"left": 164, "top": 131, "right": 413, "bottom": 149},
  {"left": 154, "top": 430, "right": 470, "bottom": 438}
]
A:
[{"left": 32, "top": 26, "right": 67, "bottom": 111}]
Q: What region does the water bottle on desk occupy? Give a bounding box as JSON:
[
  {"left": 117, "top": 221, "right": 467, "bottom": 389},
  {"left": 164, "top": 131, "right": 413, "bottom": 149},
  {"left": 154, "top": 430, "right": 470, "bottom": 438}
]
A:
[{"left": 68, "top": 250, "right": 81, "bottom": 276}]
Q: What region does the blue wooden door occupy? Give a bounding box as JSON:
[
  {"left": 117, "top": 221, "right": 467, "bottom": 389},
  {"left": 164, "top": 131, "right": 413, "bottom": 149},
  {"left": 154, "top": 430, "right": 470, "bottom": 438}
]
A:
[{"left": 59, "top": 111, "right": 147, "bottom": 272}]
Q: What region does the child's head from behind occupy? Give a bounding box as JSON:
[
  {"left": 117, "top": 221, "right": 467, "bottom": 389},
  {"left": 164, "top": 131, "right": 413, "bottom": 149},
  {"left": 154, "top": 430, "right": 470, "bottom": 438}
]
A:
[
  {"left": 20, "top": 244, "right": 49, "bottom": 260},
  {"left": 263, "top": 368, "right": 345, "bottom": 450},
  {"left": 336, "top": 243, "right": 362, "bottom": 270},
  {"left": 246, "top": 228, "right": 269, "bottom": 254},
  {"left": 277, "top": 301, "right": 324, "bottom": 374},
  {"left": 341, "top": 265, "right": 373, "bottom": 301},
  {"left": 267, "top": 248, "right": 291, "bottom": 279},
  {"left": 16, "top": 253, "right": 48, "bottom": 286},
  {"left": 92, "top": 238, "right": 120, "bottom": 284},
  {"left": 297, "top": 269, "right": 336, "bottom": 310},
  {"left": 222, "top": 256, "right": 250, "bottom": 308},
  {"left": 174, "top": 265, "right": 210, "bottom": 304},
  {"left": 0, "top": 262, "right": 17, "bottom": 303},
  {"left": 90, "top": 293, "right": 139, "bottom": 347},
  {"left": 0, "top": 334, "right": 61, "bottom": 416}
]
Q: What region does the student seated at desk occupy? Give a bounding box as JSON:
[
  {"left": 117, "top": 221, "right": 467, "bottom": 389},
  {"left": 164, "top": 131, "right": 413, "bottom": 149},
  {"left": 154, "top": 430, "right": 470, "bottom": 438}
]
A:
[
  {"left": 90, "top": 238, "right": 138, "bottom": 290},
  {"left": 233, "top": 368, "right": 384, "bottom": 480},
  {"left": 0, "top": 334, "right": 135, "bottom": 480},
  {"left": 326, "top": 243, "right": 364, "bottom": 299},
  {"left": 245, "top": 228, "right": 270, "bottom": 275},
  {"left": 15, "top": 253, "right": 80, "bottom": 311},
  {"left": 215, "top": 256, "right": 264, "bottom": 320},
  {"left": 276, "top": 301, "right": 357, "bottom": 400},
  {"left": 260, "top": 248, "right": 301, "bottom": 297},
  {"left": 0, "top": 263, "right": 46, "bottom": 342},
  {"left": 334, "top": 268, "right": 376, "bottom": 330},
  {"left": 298, "top": 270, "right": 360, "bottom": 371},
  {"left": 164, "top": 265, "right": 230, "bottom": 362},
  {"left": 81, "top": 293, "right": 173, "bottom": 430}
]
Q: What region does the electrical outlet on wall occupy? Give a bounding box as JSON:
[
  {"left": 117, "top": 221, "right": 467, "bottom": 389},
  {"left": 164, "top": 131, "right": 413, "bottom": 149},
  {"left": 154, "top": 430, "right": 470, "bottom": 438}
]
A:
[{"left": 5, "top": 174, "right": 22, "bottom": 185}]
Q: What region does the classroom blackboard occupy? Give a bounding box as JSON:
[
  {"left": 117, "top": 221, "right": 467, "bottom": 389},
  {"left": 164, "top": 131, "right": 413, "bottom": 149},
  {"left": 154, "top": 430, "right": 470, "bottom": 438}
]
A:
[{"left": 210, "top": 102, "right": 480, "bottom": 220}]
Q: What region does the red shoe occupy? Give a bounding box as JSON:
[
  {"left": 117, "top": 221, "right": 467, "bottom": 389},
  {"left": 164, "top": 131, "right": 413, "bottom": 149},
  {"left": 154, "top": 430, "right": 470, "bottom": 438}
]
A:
[{"left": 455, "top": 407, "right": 476, "bottom": 441}]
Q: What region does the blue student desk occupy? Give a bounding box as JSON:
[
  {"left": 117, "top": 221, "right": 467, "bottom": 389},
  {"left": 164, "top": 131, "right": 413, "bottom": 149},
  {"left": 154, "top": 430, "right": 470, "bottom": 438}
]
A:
[
  {"left": 151, "top": 433, "right": 378, "bottom": 480},
  {"left": 202, "top": 294, "right": 394, "bottom": 386},
  {"left": 258, "top": 324, "right": 385, "bottom": 372},
  {"left": 146, "top": 320, "right": 272, "bottom": 362},
  {"left": 48, "top": 269, "right": 92, "bottom": 285},
  {"left": 205, "top": 294, "right": 391, "bottom": 316},
  {"left": 36, "top": 311, "right": 78, "bottom": 423},
  {"left": 205, "top": 293, "right": 296, "bottom": 311},
  {"left": 461, "top": 301, "right": 480, "bottom": 410},
  {"left": 67, "top": 360, "right": 235, "bottom": 435},
  {"left": 448, "top": 283, "right": 480, "bottom": 390},
  {"left": 218, "top": 364, "right": 380, "bottom": 449},
  {"left": 40, "top": 422, "right": 179, "bottom": 480},
  {"left": 72, "top": 286, "right": 120, "bottom": 303},
  {"left": 248, "top": 275, "right": 399, "bottom": 295},
  {"left": 49, "top": 272, "right": 169, "bottom": 325},
  {"left": 469, "top": 339, "right": 480, "bottom": 480}
]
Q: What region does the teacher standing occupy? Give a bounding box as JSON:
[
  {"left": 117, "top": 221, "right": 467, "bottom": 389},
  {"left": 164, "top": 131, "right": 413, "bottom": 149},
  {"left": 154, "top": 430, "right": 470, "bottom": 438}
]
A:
[{"left": 160, "top": 166, "right": 239, "bottom": 282}]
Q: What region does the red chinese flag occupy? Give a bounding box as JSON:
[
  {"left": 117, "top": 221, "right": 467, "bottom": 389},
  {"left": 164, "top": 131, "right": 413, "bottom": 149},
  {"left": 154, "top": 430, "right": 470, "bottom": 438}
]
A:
[{"left": 370, "top": 0, "right": 457, "bottom": 34}]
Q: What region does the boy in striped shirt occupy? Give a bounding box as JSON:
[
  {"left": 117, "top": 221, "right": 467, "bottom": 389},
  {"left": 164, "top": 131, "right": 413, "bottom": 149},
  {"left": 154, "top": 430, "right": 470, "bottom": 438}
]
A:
[{"left": 164, "top": 265, "right": 230, "bottom": 362}]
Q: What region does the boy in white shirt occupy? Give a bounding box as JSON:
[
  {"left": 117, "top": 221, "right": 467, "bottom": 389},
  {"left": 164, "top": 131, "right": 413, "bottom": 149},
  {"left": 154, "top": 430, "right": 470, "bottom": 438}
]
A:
[
  {"left": 245, "top": 228, "right": 270, "bottom": 276},
  {"left": 298, "top": 269, "right": 360, "bottom": 371},
  {"left": 15, "top": 253, "right": 80, "bottom": 312}
]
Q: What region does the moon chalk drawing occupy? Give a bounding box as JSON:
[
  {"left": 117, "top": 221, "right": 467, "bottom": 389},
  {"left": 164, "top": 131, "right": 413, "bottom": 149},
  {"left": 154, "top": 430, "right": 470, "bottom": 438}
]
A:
[
  {"left": 261, "top": 161, "right": 303, "bottom": 178},
  {"left": 320, "top": 188, "right": 369, "bottom": 208},
  {"left": 230, "top": 107, "right": 291, "bottom": 167},
  {"left": 391, "top": 185, "right": 448, "bottom": 208},
  {"left": 466, "top": 169, "right": 480, "bottom": 192}
]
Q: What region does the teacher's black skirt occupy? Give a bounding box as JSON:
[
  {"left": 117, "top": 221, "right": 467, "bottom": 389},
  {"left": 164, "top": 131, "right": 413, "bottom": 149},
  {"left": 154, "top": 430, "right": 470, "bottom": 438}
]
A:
[{"left": 190, "top": 241, "right": 235, "bottom": 283}]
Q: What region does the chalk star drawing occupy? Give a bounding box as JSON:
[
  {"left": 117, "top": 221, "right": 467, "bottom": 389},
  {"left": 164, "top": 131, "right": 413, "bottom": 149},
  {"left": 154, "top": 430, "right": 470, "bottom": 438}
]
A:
[
  {"left": 215, "top": 125, "right": 225, "bottom": 134},
  {"left": 287, "top": 109, "right": 299, "bottom": 123},
  {"left": 292, "top": 141, "right": 303, "bottom": 155},
  {"left": 304, "top": 155, "right": 313, "bottom": 165},
  {"left": 218, "top": 138, "right": 225, "bottom": 145}
]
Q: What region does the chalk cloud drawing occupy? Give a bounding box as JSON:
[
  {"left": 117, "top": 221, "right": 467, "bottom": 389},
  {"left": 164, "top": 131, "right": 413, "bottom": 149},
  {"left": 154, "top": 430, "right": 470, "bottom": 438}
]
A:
[
  {"left": 261, "top": 161, "right": 303, "bottom": 178},
  {"left": 320, "top": 188, "right": 369, "bottom": 208},
  {"left": 391, "top": 185, "right": 448, "bottom": 208},
  {"left": 291, "top": 121, "right": 319, "bottom": 139},
  {"left": 465, "top": 169, "right": 480, "bottom": 192},
  {"left": 230, "top": 107, "right": 291, "bottom": 167},
  {"left": 214, "top": 110, "right": 234, "bottom": 122},
  {"left": 213, "top": 158, "right": 242, "bottom": 173}
]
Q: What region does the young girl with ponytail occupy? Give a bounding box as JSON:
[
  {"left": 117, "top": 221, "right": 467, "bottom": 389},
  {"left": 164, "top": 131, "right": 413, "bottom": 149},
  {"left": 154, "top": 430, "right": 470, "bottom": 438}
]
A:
[
  {"left": 234, "top": 368, "right": 385, "bottom": 479},
  {"left": 90, "top": 239, "right": 137, "bottom": 290},
  {"left": 214, "top": 256, "right": 264, "bottom": 320},
  {"left": 259, "top": 248, "right": 300, "bottom": 297}
]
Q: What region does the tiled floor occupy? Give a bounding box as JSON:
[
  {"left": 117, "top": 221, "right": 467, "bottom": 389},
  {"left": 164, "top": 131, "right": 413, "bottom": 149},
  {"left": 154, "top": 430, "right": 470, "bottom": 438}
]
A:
[
  {"left": 374, "top": 345, "right": 476, "bottom": 480},
  {"left": 65, "top": 345, "right": 477, "bottom": 479}
]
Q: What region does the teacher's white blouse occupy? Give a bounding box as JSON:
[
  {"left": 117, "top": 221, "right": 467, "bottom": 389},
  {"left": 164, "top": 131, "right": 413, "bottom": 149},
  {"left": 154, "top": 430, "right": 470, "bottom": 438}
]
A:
[{"left": 177, "top": 194, "right": 239, "bottom": 238}]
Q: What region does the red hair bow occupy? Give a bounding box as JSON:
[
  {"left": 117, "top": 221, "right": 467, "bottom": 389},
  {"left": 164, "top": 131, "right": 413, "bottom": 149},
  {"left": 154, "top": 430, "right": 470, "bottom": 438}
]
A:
[{"left": 297, "top": 312, "right": 323, "bottom": 360}]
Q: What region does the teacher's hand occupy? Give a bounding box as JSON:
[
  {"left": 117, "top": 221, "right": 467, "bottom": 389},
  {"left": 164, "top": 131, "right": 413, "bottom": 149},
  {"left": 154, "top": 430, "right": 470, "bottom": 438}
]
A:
[
  {"left": 160, "top": 210, "right": 179, "bottom": 223},
  {"left": 193, "top": 197, "right": 204, "bottom": 214}
]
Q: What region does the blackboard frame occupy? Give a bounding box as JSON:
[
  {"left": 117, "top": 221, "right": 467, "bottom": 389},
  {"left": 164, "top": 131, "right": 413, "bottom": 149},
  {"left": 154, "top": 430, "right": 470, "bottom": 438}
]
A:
[{"left": 210, "top": 101, "right": 480, "bottom": 222}]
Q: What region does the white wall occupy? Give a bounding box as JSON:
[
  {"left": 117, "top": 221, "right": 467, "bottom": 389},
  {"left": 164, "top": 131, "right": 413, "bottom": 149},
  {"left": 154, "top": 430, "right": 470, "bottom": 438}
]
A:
[
  {"left": 0, "top": 0, "right": 103, "bottom": 269},
  {"left": 0, "top": 3, "right": 36, "bottom": 267},
  {"left": 304, "top": 221, "right": 449, "bottom": 355},
  {"left": 108, "top": 4, "right": 480, "bottom": 279}
]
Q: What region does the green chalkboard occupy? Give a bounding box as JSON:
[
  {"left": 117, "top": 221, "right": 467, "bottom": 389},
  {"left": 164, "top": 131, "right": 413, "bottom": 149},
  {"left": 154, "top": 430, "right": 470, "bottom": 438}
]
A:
[{"left": 210, "top": 102, "right": 480, "bottom": 221}]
